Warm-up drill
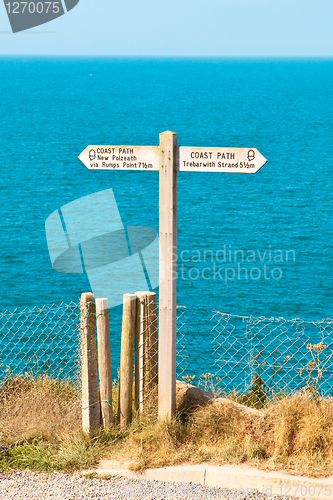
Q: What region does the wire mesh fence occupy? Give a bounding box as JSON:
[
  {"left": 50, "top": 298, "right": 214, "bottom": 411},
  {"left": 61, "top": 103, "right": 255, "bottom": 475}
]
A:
[
  {"left": 135, "top": 294, "right": 158, "bottom": 414},
  {"left": 0, "top": 302, "right": 81, "bottom": 423},
  {"left": 176, "top": 306, "right": 333, "bottom": 407},
  {"left": 1, "top": 299, "right": 333, "bottom": 433}
]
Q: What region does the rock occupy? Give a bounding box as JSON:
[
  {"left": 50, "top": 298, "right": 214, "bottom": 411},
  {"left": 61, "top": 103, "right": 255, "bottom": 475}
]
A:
[{"left": 176, "top": 380, "right": 261, "bottom": 415}]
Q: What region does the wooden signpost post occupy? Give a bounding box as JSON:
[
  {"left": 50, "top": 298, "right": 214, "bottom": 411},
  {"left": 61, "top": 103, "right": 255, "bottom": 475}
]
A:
[{"left": 79, "top": 131, "right": 267, "bottom": 421}]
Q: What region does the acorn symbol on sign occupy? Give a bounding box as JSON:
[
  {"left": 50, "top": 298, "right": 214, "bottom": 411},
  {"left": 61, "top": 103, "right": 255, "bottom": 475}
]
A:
[
  {"left": 89, "top": 149, "right": 96, "bottom": 161},
  {"left": 247, "top": 150, "right": 255, "bottom": 161}
]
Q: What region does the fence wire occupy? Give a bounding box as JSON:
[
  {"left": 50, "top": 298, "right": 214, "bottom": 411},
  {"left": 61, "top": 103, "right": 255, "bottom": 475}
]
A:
[
  {"left": 0, "top": 302, "right": 81, "bottom": 423},
  {"left": 136, "top": 296, "right": 158, "bottom": 413},
  {"left": 176, "top": 306, "right": 333, "bottom": 406}
]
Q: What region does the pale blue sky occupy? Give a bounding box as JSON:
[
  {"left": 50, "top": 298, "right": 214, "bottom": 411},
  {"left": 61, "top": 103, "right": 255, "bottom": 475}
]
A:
[{"left": 1, "top": 0, "right": 333, "bottom": 56}]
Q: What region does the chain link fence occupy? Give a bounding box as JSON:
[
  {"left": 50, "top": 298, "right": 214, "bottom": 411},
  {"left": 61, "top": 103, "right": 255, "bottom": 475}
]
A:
[
  {"left": 176, "top": 306, "right": 333, "bottom": 406},
  {"left": 135, "top": 295, "right": 158, "bottom": 414},
  {"left": 1, "top": 300, "right": 333, "bottom": 435},
  {"left": 0, "top": 302, "right": 81, "bottom": 432}
]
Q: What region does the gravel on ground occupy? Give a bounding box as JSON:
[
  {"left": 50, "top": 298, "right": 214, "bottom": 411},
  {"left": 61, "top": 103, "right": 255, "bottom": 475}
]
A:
[{"left": 0, "top": 471, "right": 283, "bottom": 500}]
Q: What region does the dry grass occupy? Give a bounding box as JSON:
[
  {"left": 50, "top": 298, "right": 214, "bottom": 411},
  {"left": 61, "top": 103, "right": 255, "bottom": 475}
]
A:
[
  {"left": 0, "top": 374, "right": 93, "bottom": 472},
  {"left": 2, "top": 376, "right": 333, "bottom": 477},
  {"left": 102, "top": 390, "right": 333, "bottom": 477},
  {"left": 0, "top": 374, "right": 81, "bottom": 441}
]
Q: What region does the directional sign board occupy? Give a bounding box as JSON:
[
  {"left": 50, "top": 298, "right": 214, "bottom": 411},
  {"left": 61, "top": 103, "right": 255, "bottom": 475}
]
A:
[
  {"left": 79, "top": 145, "right": 267, "bottom": 173},
  {"left": 78, "top": 131, "right": 268, "bottom": 421},
  {"left": 79, "top": 145, "right": 159, "bottom": 170},
  {"left": 178, "top": 147, "right": 267, "bottom": 173}
]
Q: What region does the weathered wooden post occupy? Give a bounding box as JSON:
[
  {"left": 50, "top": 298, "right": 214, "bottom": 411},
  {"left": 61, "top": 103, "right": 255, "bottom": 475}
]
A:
[
  {"left": 158, "top": 131, "right": 178, "bottom": 420},
  {"left": 96, "top": 298, "right": 113, "bottom": 428},
  {"left": 80, "top": 292, "right": 100, "bottom": 433},
  {"left": 134, "top": 292, "right": 145, "bottom": 412},
  {"left": 119, "top": 293, "right": 137, "bottom": 427},
  {"left": 134, "top": 295, "right": 141, "bottom": 412}
]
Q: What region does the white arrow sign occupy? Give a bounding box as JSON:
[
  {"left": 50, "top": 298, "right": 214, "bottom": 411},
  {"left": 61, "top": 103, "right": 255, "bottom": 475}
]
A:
[
  {"left": 79, "top": 145, "right": 267, "bottom": 174},
  {"left": 78, "top": 145, "right": 159, "bottom": 171},
  {"left": 178, "top": 147, "right": 267, "bottom": 173}
]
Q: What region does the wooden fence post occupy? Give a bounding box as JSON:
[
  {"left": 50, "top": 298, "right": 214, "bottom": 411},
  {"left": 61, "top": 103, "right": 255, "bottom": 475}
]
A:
[
  {"left": 119, "top": 294, "right": 137, "bottom": 427},
  {"left": 134, "top": 295, "right": 141, "bottom": 412},
  {"left": 134, "top": 291, "right": 158, "bottom": 412},
  {"left": 80, "top": 292, "right": 100, "bottom": 434},
  {"left": 96, "top": 298, "right": 113, "bottom": 428}
]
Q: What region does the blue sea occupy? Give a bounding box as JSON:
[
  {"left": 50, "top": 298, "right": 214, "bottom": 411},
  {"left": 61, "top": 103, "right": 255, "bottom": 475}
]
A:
[{"left": 1, "top": 57, "right": 333, "bottom": 391}]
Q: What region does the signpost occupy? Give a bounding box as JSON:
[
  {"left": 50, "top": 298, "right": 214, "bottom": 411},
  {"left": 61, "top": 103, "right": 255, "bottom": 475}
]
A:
[{"left": 79, "top": 131, "right": 267, "bottom": 421}]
